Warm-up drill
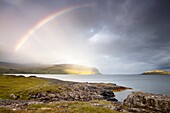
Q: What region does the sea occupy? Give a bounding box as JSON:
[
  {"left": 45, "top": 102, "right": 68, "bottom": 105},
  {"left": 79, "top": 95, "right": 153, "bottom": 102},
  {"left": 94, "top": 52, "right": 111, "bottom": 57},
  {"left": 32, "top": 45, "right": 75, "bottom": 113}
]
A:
[{"left": 9, "top": 74, "right": 170, "bottom": 102}]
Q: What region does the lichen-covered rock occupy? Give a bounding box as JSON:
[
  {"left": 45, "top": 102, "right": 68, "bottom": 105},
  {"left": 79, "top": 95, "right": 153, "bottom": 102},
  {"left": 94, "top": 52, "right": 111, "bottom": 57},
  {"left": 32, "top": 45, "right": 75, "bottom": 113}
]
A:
[{"left": 124, "top": 91, "right": 170, "bottom": 113}]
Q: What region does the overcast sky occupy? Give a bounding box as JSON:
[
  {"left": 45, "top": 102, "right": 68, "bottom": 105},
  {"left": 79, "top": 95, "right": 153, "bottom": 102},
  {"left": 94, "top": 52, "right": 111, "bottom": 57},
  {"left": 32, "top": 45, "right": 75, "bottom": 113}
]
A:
[{"left": 0, "top": 0, "right": 170, "bottom": 74}]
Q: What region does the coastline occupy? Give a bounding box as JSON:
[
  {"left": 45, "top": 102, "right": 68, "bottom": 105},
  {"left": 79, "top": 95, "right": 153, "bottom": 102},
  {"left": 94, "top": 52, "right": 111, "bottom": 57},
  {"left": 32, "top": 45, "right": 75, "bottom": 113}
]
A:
[
  {"left": 0, "top": 75, "right": 130, "bottom": 107},
  {"left": 0, "top": 74, "right": 170, "bottom": 113}
]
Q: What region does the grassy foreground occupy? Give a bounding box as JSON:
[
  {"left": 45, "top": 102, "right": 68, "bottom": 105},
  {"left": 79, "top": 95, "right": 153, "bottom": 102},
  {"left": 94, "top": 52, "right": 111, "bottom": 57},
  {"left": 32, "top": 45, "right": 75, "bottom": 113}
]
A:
[
  {"left": 0, "top": 101, "right": 123, "bottom": 113},
  {"left": 0, "top": 75, "right": 124, "bottom": 113},
  {"left": 0, "top": 75, "right": 62, "bottom": 100}
]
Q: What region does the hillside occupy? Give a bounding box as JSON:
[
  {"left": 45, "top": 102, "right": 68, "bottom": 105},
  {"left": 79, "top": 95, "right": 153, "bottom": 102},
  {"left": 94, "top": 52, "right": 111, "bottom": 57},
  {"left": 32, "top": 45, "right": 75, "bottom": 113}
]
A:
[
  {"left": 142, "top": 70, "right": 170, "bottom": 75},
  {"left": 0, "top": 62, "right": 100, "bottom": 75}
]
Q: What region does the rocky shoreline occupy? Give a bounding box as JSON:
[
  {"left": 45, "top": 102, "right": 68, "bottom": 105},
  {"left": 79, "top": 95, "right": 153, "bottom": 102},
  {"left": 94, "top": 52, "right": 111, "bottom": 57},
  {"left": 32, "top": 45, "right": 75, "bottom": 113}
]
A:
[
  {"left": 0, "top": 76, "right": 170, "bottom": 113},
  {"left": 1, "top": 92, "right": 170, "bottom": 113},
  {"left": 0, "top": 76, "right": 129, "bottom": 109},
  {"left": 9, "top": 77, "right": 131, "bottom": 102}
]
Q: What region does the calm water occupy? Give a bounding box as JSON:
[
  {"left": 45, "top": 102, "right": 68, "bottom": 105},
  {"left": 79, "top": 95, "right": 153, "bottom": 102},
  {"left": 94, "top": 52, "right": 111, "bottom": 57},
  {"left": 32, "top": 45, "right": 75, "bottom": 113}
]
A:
[{"left": 11, "top": 74, "right": 170, "bottom": 101}]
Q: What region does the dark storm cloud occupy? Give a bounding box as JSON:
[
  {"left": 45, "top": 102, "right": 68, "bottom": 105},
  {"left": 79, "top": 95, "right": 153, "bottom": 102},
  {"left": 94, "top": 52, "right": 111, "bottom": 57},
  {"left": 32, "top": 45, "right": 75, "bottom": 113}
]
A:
[
  {"left": 128, "top": 0, "right": 170, "bottom": 69},
  {"left": 86, "top": 0, "right": 170, "bottom": 72}
]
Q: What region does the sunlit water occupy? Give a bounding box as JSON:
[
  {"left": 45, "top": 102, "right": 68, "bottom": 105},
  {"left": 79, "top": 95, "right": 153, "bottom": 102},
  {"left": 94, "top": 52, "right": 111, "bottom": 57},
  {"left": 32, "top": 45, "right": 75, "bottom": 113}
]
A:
[{"left": 8, "top": 74, "right": 170, "bottom": 101}]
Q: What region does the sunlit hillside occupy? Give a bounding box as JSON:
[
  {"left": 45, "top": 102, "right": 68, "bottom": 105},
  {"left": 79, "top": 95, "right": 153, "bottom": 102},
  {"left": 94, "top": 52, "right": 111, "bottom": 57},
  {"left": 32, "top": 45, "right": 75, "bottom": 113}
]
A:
[{"left": 0, "top": 62, "right": 100, "bottom": 75}]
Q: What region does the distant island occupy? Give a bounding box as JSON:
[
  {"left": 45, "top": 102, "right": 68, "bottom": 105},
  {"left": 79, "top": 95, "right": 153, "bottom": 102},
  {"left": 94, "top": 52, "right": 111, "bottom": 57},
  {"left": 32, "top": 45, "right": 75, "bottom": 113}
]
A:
[
  {"left": 142, "top": 70, "right": 170, "bottom": 75},
  {"left": 0, "top": 62, "right": 101, "bottom": 75}
]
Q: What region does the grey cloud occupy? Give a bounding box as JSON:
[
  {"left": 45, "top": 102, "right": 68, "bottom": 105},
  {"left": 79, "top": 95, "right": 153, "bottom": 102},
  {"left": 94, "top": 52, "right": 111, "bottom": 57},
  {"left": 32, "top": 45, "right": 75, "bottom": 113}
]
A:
[{"left": 84, "top": 0, "right": 170, "bottom": 73}]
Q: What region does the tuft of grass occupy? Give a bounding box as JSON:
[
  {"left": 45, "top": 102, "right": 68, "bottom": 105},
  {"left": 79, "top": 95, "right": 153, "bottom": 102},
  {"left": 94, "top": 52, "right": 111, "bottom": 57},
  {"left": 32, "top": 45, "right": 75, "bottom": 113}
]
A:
[{"left": 0, "top": 108, "right": 19, "bottom": 113}]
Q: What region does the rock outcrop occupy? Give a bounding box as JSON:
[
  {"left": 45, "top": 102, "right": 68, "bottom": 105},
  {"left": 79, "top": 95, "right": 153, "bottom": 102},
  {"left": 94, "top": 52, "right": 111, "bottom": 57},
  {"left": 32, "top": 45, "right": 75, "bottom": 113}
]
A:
[
  {"left": 124, "top": 91, "right": 170, "bottom": 113},
  {"left": 27, "top": 83, "right": 123, "bottom": 102}
]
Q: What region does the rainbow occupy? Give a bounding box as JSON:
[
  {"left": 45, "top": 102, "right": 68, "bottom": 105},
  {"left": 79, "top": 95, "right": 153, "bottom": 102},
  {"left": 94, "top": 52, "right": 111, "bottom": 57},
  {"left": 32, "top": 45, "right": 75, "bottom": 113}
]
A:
[{"left": 15, "top": 4, "right": 93, "bottom": 51}]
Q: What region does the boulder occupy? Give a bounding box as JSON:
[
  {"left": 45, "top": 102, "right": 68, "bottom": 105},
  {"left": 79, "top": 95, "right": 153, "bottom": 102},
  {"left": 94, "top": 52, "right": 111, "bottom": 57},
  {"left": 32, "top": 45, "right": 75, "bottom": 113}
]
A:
[
  {"left": 100, "top": 90, "right": 117, "bottom": 101},
  {"left": 101, "top": 90, "right": 115, "bottom": 97},
  {"left": 124, "top": 91, "right": 170, "bottom": 113}
]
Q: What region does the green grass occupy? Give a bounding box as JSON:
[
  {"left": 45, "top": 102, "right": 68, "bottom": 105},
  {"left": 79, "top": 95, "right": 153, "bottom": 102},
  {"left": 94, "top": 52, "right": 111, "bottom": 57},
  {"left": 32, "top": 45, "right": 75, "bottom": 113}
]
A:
[
  {"left": 0, "top": 75, "right": 124, "bottom": 113},
  {"left": 0, "top": 108, "right": 17, "bottom": 113},
  {"left": 6, "top": 101, "right": 123, "bottom": 113},
  {"left": 0, "top": 75, "right": 62, "bottom": 99}
]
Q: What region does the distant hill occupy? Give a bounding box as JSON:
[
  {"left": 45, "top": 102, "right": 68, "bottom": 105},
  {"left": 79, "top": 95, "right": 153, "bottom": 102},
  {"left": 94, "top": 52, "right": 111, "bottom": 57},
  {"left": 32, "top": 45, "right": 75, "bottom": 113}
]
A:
[
  {"left": 142, "top": 70, "right": 170, "bottom": 75},
  {"left": 0, "top": 62, "right": 42, "bottom": 69},
  {"left": 0, "top": 62, "right": 100, "bottom": 75}
]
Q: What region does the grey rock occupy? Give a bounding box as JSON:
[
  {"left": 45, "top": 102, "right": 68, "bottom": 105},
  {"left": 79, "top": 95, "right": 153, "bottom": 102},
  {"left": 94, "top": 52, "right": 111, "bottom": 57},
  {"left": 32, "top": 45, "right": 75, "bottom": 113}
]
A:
[
  {"left": 48, "top": 94, "right": 56, "bottom": 98},
  {"left": 101, "top": 90, "right": 115, "bottom": 97},
  {"left": 100, "top": 90, "right": 117, "bottom": 101},
  {"left": 124, "top": 91, "right": 170, "bottom": 113}
]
